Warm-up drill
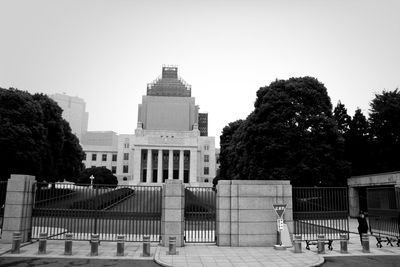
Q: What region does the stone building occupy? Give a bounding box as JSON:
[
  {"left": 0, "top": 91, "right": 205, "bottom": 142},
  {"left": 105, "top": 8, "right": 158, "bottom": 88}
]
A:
[{"left": 78, "top": 66, "right": 215, "bottom": 185}]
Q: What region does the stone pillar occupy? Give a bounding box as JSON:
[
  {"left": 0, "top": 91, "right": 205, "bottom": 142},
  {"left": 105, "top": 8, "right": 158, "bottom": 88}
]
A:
[
  {"left": 1, "top": 174, "right": 36, "bottom": 243},
  {"left": 168, "top": 150, "right": 173, "bottom": 180},
  {"left": 349, "top": 187, "right": 359, "bottom": 217},
  {"left": 189, "top": 148, "right": 197, "bottom": 184},
  {"left": 146, "top": 149, "right": 152, "bottom": 183},
  {"left": 133, "top": 148, "right": 141, "bottom": 184},
  {"left": 157, "top": 149, "right": 163, "bottom": 183},
  {"left": 161, "top": 180, "right": 184, "bottom": 247},
  {"left": 216, "top": 180, "right": 293, "bottom": 247},
  {"left": 179, "top": 150, "right": 184, "bottom": 181}
]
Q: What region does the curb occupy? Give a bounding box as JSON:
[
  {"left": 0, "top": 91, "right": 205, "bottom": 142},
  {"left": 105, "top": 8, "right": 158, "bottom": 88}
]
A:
[{"left": 154, "top": 246, "right": 173, "bottom": 267}]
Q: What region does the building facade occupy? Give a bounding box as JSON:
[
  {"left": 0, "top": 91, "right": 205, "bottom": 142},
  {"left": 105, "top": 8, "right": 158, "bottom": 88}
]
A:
[
  {"left": 50, "top": 93, "right": 88, "bottom": 141},
  {"left": 79, "top": 66, "right": 215, "bottom": 185}
]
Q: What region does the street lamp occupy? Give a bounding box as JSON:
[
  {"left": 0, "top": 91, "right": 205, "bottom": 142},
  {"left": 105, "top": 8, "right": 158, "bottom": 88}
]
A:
[{"left": 90, "top": 175, "right": 94, "bottom": 189}]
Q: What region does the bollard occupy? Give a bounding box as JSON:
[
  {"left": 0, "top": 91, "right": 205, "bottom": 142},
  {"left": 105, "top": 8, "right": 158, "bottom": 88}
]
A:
[
  {"left": 293, "top": 234, "right": 302, "bottom": 253},
  {"left": 90, "top": 234, "right": 100, "bottom": 256},
  {"left": 142, "top": 235, "right": 150, "bottom": 257},
  {"left": 362, "top": 233, "right": 370, "bottom": 253},
  {"left": 340, "top": 234, "right": 348, "bottom": 253},
  {"left": 64, "top": 233, "right": 73, "bottom": 256},
  {"left": 317, "top": 234, "right": 325, "bottom": 254},
  {"left": 38, "top": 232, "right": 48, "bottom": 255},
  {"left": 116, "top": 235, "right": 125, "bottom": 256},
  {"left": 168, "top": 236, "right": 176, "bottom": 255},
  {"left": 11, "top": 232, "right": 21, "bottom": 254}
]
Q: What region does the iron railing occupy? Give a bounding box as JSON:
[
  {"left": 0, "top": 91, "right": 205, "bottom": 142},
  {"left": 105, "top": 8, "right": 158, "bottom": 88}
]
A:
[
  {"left": 0, "top": 180, "right": 8, "bottom": 237},
  {"left": 184, "top": 187, "right": 216, "bottom": 243},
  {"left": 32, "top": 183, "right": 162, "bottom": 242},
  {"left": 293, "top": 187, "right": 349, "bottom": 242},
  {"left": 367, "top": 187, "right": 400, "bottom": 238}
]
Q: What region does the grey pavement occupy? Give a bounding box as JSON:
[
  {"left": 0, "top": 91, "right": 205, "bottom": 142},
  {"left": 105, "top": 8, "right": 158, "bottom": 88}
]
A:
[{"left": 0, "top": 219, "right": 399, "bottom": 267}]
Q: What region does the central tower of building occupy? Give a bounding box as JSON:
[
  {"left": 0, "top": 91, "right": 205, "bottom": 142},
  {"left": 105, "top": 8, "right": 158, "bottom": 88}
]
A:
[{"left": 132, "top": 66, "right": 215, "bottom": 185}]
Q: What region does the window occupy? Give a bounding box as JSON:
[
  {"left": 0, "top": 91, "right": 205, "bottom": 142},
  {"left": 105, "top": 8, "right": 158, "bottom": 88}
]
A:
[
  {"left": 124, "top": 153, "right": 129, "bottom": 160},
  {"left": 123, "top": 165, "right": 129, "bottom": 173},
  {"left": 112, "top": 154, "right": 117, "bottom": 161},
  {"left": 83, "top": 153, "right": 87, "bottom": 160},
  {"left": 111, "top": 166, "right": 116, "bottom": 174},
  {"left": 204, "top": 145, "right": 209, "bottom": 150},
  {"left": 102, "top": 154, "right": 107, "bottom": 161},
  {"left": 124, "top": 143, "right": 129, "bottom": 148},
  {"left": 92, "top": 154, "right": 97, "bottom": 161},
  {"left": 204, "top": 155, "right": 209, "bottom": 162},
  {"left": 123, "top": 177, "right": 128, "bottom": 181},
  {"left": 204, "top": 167, "right": 209, "bottom": 175}
]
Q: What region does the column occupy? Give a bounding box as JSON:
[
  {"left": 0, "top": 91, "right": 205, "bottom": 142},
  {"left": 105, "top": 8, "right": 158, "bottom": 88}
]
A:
[
  {"left": 189, "top": 148, "right": 197, "bottom": 184},
  {"left": 157, "top": 149, "right": 163, "bottom": 183},
  {"left": 168, "top": 150, "right": 173, "bottom": 179},
  {"left": 133, "top": 148, "right": 141, "bottom": 184},
  {"left": 161, "top": 180, "right": 185, "bottom": 247},
  {"left": 179, "top": 150, "right": 184, "bottom": 181},
  {"left": 146, "top": 149, "right": 152, "bottom": 183},
  {"left": 2, "top": 174, "right": 36, "bottom": 242}
]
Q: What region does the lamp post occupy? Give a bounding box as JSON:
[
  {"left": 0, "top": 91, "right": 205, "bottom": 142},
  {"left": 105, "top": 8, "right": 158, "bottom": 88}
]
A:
[{"left": 90, "top": 175, "right": 94, "bottom": 189}]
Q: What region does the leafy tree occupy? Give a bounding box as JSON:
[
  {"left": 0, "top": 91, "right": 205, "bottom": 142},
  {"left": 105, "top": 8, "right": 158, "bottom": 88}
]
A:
[
  {"left": 346, "top": 108, "right": 371, "bottom": 175},
  {"left": 368, "top": 89, "right": 400, "bottom": 173},
  {"left": 0, "top": 88, "right": 84, "bottom": 182},
  {"left": 333, "top": 101, "right": 351, "bottom": 136},
  {"left": 219, "top": 77, "right": 350, "bottom": 186},
  {"left": 78, "top": 167, "right": 118, "bottom": 187}
]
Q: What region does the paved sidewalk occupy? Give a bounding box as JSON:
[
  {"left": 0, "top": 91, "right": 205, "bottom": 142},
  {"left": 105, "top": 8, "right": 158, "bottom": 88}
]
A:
[
  {"left": 155, "top": 245, "right": 324, "bottom": 267},
  {"left": 0, "top": 240, "right": 157, "bottom": 260}
]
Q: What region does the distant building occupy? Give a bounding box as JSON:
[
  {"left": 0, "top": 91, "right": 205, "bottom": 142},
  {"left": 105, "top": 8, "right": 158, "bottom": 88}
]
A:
[
  {"left": 50, "top": 93, "right": 88, "bottom": 141},
  {"left": 133, "top": 66, "right": 215, "bottom": 184},
  {"left": 59, "top": 66, "right": 216, "bottom": 185}
]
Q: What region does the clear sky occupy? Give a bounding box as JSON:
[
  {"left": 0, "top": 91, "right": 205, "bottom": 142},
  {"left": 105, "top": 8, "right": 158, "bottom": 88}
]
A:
[{"left": 1, "top": 0, "right": 399, "bottom": 147}]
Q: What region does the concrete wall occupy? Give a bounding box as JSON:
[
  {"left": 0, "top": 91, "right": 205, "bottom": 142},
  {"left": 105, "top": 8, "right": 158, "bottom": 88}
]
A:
[
  {"left": 347, "top": 172, "right": 400, "bottom": 217},
  {"left": 1, "top": 175, "right": 35, "bottom": 243},
  {"left": 216, "top": 180, "right": 293, "bottom": 247}
]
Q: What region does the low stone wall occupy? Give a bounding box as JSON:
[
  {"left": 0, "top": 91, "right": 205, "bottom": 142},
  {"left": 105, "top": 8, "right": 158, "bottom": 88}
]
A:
[{"left": 216, "top": 180, "right": 293, "bottom": 247}]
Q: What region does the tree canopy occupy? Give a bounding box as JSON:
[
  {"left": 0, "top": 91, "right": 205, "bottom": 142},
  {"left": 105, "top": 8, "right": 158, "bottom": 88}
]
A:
[
  {"left": 78, "top": 167, "right": 118, "bottom": 187},
  {"left": 219, "top": 77, "right": 350, "bottom": 186},
  {"left": 0, "top": 88, "right": 84, "bottom": 182}
]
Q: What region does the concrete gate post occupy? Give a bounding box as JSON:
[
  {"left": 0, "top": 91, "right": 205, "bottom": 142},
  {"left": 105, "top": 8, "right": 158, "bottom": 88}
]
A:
[
  {"left": 161, "top": 180, "right": 185, "bottom": 247},
  {"left": 1, "top": 174, "right": 36, "bottom": 243}
]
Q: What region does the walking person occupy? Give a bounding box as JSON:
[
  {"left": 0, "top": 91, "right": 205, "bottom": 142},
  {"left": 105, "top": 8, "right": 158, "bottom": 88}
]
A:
[{"left": 357, "top": 211, "right": 369, "bottom": 244}]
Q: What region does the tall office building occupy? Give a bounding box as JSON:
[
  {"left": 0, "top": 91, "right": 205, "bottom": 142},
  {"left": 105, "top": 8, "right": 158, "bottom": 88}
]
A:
[{"left": 50, "top": 93, "right": 88, "bottom": 141}]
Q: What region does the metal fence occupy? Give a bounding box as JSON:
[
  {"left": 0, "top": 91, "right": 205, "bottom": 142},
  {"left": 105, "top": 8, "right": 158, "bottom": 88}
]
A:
[
  {"left": 293, "top": 187, "right": 349, "bottom": 243},
  {"left": 0, "top": 180, "right": 8, "bottom": 238},
  {"left": 184, "top": 187, "right": 216, "bottom": 243},
  {"left": 367, "top": 187, "right": 400, "bottom": 239},
  {"left": 32, "top": 183, "right": 162, "bottom": 242}
]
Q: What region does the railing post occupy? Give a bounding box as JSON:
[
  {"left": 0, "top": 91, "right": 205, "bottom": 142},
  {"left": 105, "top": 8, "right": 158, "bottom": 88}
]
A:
[
  {"left": 142, "top": 235, "right": 150, "bottom": 257},
  {"left": 293, "top": 234, "right": 302, "bottom": 253},
  {"left": 362, "top": 233, "right": 370, "bottom": 253},
  {"left": 340, "top": 234, "right": 348, "bottom": 253},
  {"left": 11, "top": 232, "right": 21, "bottom": 254},
  {"left": 38, "top": 232, "right": 48, "bottom": 254},
  {"left": 317, "top": 234, "right": 325, "bottom": 254},
  {"left": 64, "top": 233, "right": 73, "bottom": 255},
  {"left": 168, "top": 236, "right": 177, "bottom": 255},
  {"left": 90, "top": 234, "right": 99, "bottom": 256},
  {"left": 116, "top": 235, "right": 125, "bottom": 256}
]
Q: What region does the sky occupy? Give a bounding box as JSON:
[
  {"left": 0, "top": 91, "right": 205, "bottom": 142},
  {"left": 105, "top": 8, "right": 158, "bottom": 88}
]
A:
[{"left": 1, "top": 0, "right": 399, "bottom": 147}]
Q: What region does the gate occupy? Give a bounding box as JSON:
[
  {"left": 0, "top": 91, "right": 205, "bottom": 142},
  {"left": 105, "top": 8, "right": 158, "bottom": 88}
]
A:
[
  {"left": 367, "top": 187, "right": 400, "bottom": 239},
  {"left": 0, "top": 181, "right": 8, "bottom": 238},
  {"left": 32, "top": 183, "right": 162, "bottom": 242},
  {"left": 293, "top": 187, "right": 349, "bottom": 246},
  {"left": 184, "top": 187, "right": 216, "bottom": 243}
]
